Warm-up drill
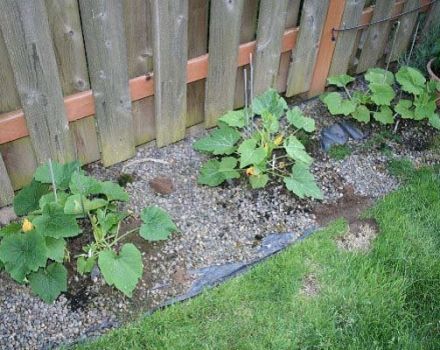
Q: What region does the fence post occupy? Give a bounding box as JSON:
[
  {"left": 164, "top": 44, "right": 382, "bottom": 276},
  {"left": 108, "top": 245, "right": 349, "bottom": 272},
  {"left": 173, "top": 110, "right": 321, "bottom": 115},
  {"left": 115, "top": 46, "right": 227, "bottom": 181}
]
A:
[
  {"left": 79, "top": 0, "right": 135, "bottom": 166},
  {"left": 253, "top": 0, "right": 290, "bottom": 97},
  {"left": 307, "top": 0, "right": 347, "bottom": 97},
  {"left": 424, "top": 1, "right": 440, "bottom": 32},
  {"left": 151, "top": 0, "right": 189, "bottom": 147},
  {"left": 285, "top": 0, "right": 330, "bottom": 97},
  {"left": 205, "top": 0, "right": 245, "bottom": 128},
  {"left": 0, "top": 155, "right": 14, "bottom": 207},
  {"left": 0, "top": 0, "right": 76, "bottom": 164}
]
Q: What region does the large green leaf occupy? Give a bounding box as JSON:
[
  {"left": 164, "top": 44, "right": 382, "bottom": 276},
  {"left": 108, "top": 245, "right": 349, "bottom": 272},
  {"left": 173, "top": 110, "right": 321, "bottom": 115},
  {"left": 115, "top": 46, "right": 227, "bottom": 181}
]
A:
[
  {"left": 414, "top": 93, "right": 437, "bottom": 120},
  {"left": 39, "top": 192, "right": 69, "bottom": 210},
  {"left": 34, "top": 161, "right": 80, "bottom": 190},
  {"left": 69, "top": 172, "right": 101, "bottom": 196},
  {"left": 249, "top": 174, "right": 269, "bottom": 189},
  {"left": 193, "top": 125, "right": 241, "bottom": 155},
  {"left": 284, "top": 163, "right": 323, "bottom": 200},
  {"left": 140, "top": 206, "right": 177, "bottom": 241},
  {"left": 238, "top": 139, "right": 266, "bottom": 168},
  {"left": 321, "top": 92, "right": 356, "bottom": 116},
  {"left": 352, "top": 105, "right": 371, "bottom": 123},
  {"left": 0, "top": 223, "right": 22, "bottom": 237},
  {"left": 429, "top": 113, "right": 440, "bottom": 130},
  {"left": 64, "top": 194, "right": 107, "bottom": 216},
  {"left": 251, "top": 88, "right": 287, "bottom": 118},
  {"left": 327, "top": 74, "right": 355, "bottom": 88},
  {"left": 373, "top": 106, "right": 394, "bottom": 125},
  {"left": 283, "top": 136, "right": 313, "bottom": 165},
  {"left": 198, "top": 158, "right": 240, "bottom": 186},
  {"left": 45, "top": 237, "right": 66, "bottom": 263},
  {"left": 365, "top": 68, "right": 395, "bottom": 85},
  {"left": 369, "top": 83, "right": 395, "bottom": 106},
  {"left": 98, "top": 243, "right": 143, "bottom": 297},
  {"left": 286, "top": 107, "right": 316, "bottom": 132},
  {"left": 28, "top": 263, "right": 67, "bottom": 303},
  {"left": 395, "top": 99, "right": 415, "bottom": 119},
  {"left": 218, "top": 110, "right": 246, "bottom": 128},
  {"left": 93, "top": 181, "right": 129, "bottom": 202},
  {"left": 0, "top": 231, "right": 48, "bottom": 282},
  {"left": 33, "top": 203, "right": 81, "bottom": 238},
  {"left": 13, "top": 180, "right": 50, "bottom": 216},
  {"left": 396, "top": 66, "right": 426, "bottom": 95}
]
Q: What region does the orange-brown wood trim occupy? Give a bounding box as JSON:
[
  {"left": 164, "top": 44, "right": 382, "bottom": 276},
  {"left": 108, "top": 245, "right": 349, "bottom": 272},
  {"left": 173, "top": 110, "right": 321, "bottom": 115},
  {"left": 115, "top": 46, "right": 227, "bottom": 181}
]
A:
[
  {"left": 308, "top": 0, "right": 347, "bottom": 97},
  {"left": 0, "top": 0, "right": 431, "bottom": 145}
]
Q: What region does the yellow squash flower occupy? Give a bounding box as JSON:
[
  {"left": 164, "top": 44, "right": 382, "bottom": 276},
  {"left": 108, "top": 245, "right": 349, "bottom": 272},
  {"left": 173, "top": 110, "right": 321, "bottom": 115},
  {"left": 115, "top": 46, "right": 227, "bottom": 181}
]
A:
[
  {"left": 22, "top": 218, "right": 34, "bottom": 233},
  {"left": 246, "top": 167, "right": 256, "bottom": 176},
  {"left": 274, "top": 134, "right": 284, "bottom": 146}
]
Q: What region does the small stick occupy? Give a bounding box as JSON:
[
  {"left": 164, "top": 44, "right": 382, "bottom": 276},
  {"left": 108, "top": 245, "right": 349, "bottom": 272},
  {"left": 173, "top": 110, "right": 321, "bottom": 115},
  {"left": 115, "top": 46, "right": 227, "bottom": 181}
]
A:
[
  {"left": 48, "top": 158, "right": 58, "bottom": 203},
  {"left": 406, "top": 20, "right": 420, "bottom": 64},
  {"left": 249, "top": 53, "right": 254, "bottom": 103}
]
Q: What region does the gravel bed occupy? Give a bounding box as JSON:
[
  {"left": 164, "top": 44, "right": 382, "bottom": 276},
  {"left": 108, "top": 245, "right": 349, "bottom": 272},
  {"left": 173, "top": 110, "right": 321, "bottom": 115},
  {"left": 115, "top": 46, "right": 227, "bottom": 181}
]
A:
[{"left": 0, "top": 94, "right": 438, "bottom": 349}]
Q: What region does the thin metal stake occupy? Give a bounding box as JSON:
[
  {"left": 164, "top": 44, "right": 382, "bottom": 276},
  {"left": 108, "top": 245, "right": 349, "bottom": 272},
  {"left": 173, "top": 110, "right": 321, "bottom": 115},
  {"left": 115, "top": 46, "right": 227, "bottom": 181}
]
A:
[{"left": 48, "top": 158, "right": 58, "bottom": 203}]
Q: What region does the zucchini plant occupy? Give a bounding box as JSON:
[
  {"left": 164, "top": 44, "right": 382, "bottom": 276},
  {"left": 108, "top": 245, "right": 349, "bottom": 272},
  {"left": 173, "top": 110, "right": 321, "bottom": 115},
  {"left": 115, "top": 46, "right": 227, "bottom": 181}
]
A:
[
  {"left": 193, "top": 89, "right": 323, "bottom": 200},
  {"left": 321, "top": 67, "right": 440, "bottom": 129},
  {"left": 0, "top": 161, "right": 177, "bottom": 303}
]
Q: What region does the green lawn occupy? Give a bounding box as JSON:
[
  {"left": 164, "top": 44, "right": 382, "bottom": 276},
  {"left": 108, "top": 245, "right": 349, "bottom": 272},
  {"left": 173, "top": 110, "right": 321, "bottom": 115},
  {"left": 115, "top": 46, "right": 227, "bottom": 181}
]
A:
[{"left": 76, "top": 165, "right": 440, "bottom": 350}]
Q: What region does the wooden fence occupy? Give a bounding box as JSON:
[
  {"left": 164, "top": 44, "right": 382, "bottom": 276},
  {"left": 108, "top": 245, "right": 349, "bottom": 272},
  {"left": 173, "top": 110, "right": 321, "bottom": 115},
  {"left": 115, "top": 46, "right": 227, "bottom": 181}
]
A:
[{"left": 0, "top": 0, "right": 438, "bottom": 207}]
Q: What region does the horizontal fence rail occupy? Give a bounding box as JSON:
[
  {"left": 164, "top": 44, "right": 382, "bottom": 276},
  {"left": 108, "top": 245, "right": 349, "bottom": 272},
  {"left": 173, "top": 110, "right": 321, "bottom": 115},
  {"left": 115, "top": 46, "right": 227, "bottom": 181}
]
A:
[{"left": 0, "top": 0, "right": 435, "bottom": 206}]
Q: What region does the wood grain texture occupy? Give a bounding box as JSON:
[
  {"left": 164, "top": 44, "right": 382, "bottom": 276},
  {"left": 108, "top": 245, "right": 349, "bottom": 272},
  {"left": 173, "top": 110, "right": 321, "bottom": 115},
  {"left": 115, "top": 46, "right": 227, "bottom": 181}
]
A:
[
  {"left": 328, "top": 0, "right": 367, "bottom": 76},
  {"left": 234, "top": 0, "right": 258, "bottom": 108},
  {"left": 356, "top": 0, "right": 395, "bottom": 73},
  {"left": 187, "top": 0, "right": 209, "bottom": 127},
  {"left": 424, "top": 1, "right": 440, "bottom": 32},
  {"left": 0, "top": 155, "right": 14, "bottom": 206},
  {"left": 276, "top": 0, "right": 301, "bottom": 92},
  {"left": 79, "top": 0, "right": 135, "bottom": 166},
  {"left": 253, "top": 0, "right": 289, "bottom": 96},
  {"left": 45, "top": 0, "right": 100, "bottom": 165},
  {"left": 0, "top": 30, "right": 21, "bottom": 114},
  {"left": 389, "top": 0, "right": 419, "bottom": 62},
  {"left": 151, "top": 0, "right": 188, "bottom": 146},
  {"left": 205, "top": 0, "right": 245, "bottom": 127},
  {"left": 0, "top": 0, "right": 75, "bottom": 164},
  {"left": 285, "top": 0, "right": 330, "bottom": 97},
  {"left": 123, "top": 0, "right": 156, "bottom": 145}
]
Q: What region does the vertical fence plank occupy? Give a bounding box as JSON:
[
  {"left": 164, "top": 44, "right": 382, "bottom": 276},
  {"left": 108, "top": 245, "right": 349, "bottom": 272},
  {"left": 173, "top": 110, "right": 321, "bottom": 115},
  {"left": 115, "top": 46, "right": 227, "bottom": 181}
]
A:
[
  {"left": 45, "top": 0, "right": 100, "bottom": 165},
  {"left": 151, "top": 0, "right": 188, "bottom": 146},
  {"left": 0, "top": 155, "right": 14, "bottom": 206},
  {"left": 276, "top": 0, "right": 301, "bottom": 92},
  {"left": 0, "top": 0, "right": 75, "bottom": 164},
  {"left": 187, "top": 0, "right": 209, "bottom": 127},
  {"left": 389, "top": 0, "right": 419, "bottom": 62},
  {"left": 285, "top": 0, "right": 330, "bottom": 97},
  {"left": 308, "top": 0, "right": 347, "bottom": 97},
  {"left": 123, "top": 0, "right": 156, "bottom": 145},
  {"left": 253, "top": 0, "right": 289, "bottom": 96},
  {"left": 424, "top": 1, "right": 440, "bottom": 32},
  {"left": 356, "top": 0, "right": 394, "bottom": 73},
  {"left": 205, "top": 0, "right": 245, "bottom": 127},
  {"left": 328, "top": 0, "right": 367, "bottom": 77},
  {"left": 234, "top": 0, "right": 259, "bottom": 108},
  {"left": 79, "top": 0, "right": 135, "bottom": 166}
]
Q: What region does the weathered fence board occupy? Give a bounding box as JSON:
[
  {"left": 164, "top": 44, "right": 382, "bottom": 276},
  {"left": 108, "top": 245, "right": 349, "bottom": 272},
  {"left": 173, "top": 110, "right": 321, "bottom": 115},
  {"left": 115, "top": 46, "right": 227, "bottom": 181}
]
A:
[
  {"left": 328, "top": 0, "right": 367, "bottom": 76},
  {"left": 234, "top": 0, "right": 259, "bottom": 108},
  {"left": 0, "top": 155, "right": 14, "bottom": 207},
  {"left": 286, "top": 0, "right": 330, "bottom": 97},
  {"left": 253, "top": 0, "right": 290, "bottom": 96},
  {"left": 123, "top": 0, "right": 156, "bottom": 145},
  {"left": 356, "top": 0, "right": 395, "bottom": 73},
  {"left": 389, "top": 0, "right": 420, "bottom": 62},
  {"left": 79, "top": 0, "right": 135, "bottom": 166},
  {"left": 0, "top": 0, "right": 75, "bottom": 164},
  {"left": 45, "top": 0, "right": 100, "bottom": 165},
  {"left": 186, "top": 0, "right": 209, "bottom": 127},
  {"left": 205, "top": 0, "right": 245, "bottom": 127},
  {"left": 276, "top": 0, "right": 301, "bottom": 92},
  {"left": 424, "top": 1, "right": 440, "bottom": 31},
  {"left": 151, "top": 0, "right": 188, "bottom": 146}
]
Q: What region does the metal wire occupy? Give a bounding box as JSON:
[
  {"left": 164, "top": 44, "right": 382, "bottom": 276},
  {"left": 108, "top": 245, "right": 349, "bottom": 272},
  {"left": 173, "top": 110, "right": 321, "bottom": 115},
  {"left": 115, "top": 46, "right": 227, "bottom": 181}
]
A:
[{"left": 331, "top": 0, "right": 439, "bottom": 41}]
